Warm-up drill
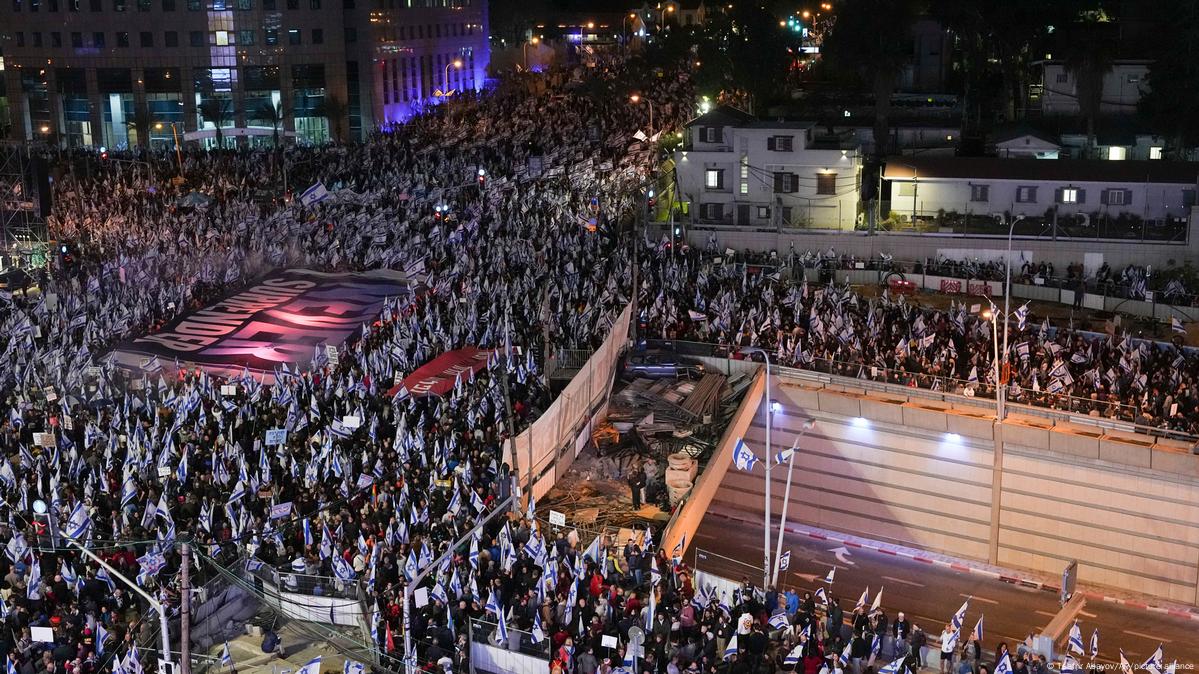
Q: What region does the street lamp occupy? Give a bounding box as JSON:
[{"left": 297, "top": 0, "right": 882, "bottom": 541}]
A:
[
  {"left": 980, "top": 305, "right": 1004, "bottom": 419},
  {"left": 629, "top": 94, "right": 654, "bottom": 136},
  {"left": 658, "top": 4, "right": 674, "bottom": 30},
  {"left": 741, "top": 347, "right": 774, "bottom": 592},
  {"left": 771, "top": 417, "right": 815, "bottom": 586},
  {"left": 523, "top": 37, "right": 540, "bottom": 70},
  {"left": 444, "top": 58, "right": 462, "bottom": 99},
  {"left": 998, "top": 216, "right": 1022, "bottom": 421},
  {"left": 625, "top": 12, "right": 637, "bottom": 40}
]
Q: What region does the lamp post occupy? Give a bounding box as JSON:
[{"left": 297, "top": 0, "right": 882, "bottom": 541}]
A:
[
  {"left": 980, "top": 304, "right": 1004, "bottom": 420},
  {"left": 771, "top": 417, "right": 815, "bottom": 586},
  {"left": 444, "top": 58, "right": 462, "bottom": 99},
  {"left": 629, "top": 94, "right": 654, "bottom": 136},
  {"left": 156, "top": 122, "right": 185, "bottom": 182},
  {"left": 999, "top": 216, "right": 1021, "bottom": 421},
  {"left": 624, "top": 12, "right": 637, "bottom": 41},
  {"left": 523, "top": 36, "right": 540, "bottom": 71},
  {"left": 741, "top": 347, "right": 773, "bottom": 592},
  {"left": 658, "top": 4, "right": 674, "bottom": 30}
]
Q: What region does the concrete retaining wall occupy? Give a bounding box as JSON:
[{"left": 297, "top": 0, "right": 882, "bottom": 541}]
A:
[{"left": 711, "top": 370, "right": 1199, "bottom": 605}]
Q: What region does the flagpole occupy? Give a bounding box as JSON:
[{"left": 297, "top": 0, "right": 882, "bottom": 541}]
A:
[
  {"left": 771, "top": 420, "right": 814, "bottom": 586},
  {"left": 742, "top": 347, "right": 772, "bottom": 591}
]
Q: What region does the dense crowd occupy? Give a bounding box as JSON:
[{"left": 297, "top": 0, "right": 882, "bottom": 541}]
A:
[
  {"left": 638, "top": 246, "right": 1199, "bottom": 435},
  {"left": 0, "top": 60, "right": 693, "bottom": 674},
  {"left": 442, "top": 514, "right": 1117, "bottom": 674}
]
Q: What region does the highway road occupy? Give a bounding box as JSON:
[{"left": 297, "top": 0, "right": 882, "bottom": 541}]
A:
[{"left": 690, "top": 511, "right": 1199, "bottom": 666}]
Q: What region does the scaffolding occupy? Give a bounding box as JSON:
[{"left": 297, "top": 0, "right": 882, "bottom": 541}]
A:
[{"left": 0, "top": 142, "right": 51, "bottom": 270}]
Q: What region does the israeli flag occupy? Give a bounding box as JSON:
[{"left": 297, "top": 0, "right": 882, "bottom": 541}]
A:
[
  {"left": 1068, "top": 621, "right": 1085, "bottom": 654},
  {"left": 779, "top": 550, "right": 790, "bottom": 571},
  {"left": 732, "top": 438, "right": 759, "bottom": 472},
  {"left": 296, "top": 656, "right": 322, "bottom": 674},
  {"left": 879, "top": 657, "right": 906, "bottom": 674},
  {"left": 299, "top": 182, "right": 330, "bottom": 207},
  {"left": 333, "top": 556, "right": 356, "bottom": 581},
  {"left": 1090, "top": 629, "right": 1099, "bottom": 659},
  {"left": 531, "top": 611, "right": 545, "bottom": 644},
  {"left": 783, "top": 644, "right": 803, "bottom": 667},
  {"left": 1142, "top": 645, "right": 1164, "bottom": 673},
  {"left": 219, "top": 642, "right": 233, "bottom": 668},
  {"left": 343, "top": 661, "right": 365, "bottom": 674},
  {"left": 1062, "top": 656, "right": 1081, "bottom": 674},
  {"left": 950, "top": 598, "right": 969, "bottom": 630},
  {"left": 972, "top": 615, "right": 984, "bottom": 644},
  {"left": 994, "top": 653, "right": 1013, "bottom": 674},
  {"left": 768, "top": 613, "right": 789, "bottom": 630},
  {"left": 723, "top": 634, "right": 739, "bottom": 661}
]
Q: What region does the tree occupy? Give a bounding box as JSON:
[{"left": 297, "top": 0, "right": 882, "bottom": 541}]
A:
[
  {"left": 724, "top": 4, "right": 793, "bottom": 114},
  {"left": 124, "top": 107, "right": 156, "bottom": 148},
  {"left": 1139, "top": 0, "right": 1199, "bottom": 157},
  {"left": 1061, "top": 22, "right": 1115, "bottom": 158},
  {"left": 253, "top": 101, "right": 286, "bottom": 148},
  {"left": 823, "top": 0, "right": 923, "bottom": 157},
  {"left": 198, "top": 98, "right": 233, "bottom": 149},
  {"left": 315, "top": 95, "right": 348, "bottom": 144}
]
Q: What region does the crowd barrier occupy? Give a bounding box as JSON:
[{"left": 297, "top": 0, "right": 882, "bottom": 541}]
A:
[
  {"left": 468, "top": 618, "right": 549, "bottom": 674},
  {"left": 507, "top": 303, "right": 633, "bottom": 502}
]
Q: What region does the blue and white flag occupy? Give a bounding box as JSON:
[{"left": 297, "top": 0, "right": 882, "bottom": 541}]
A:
[
  {"left": 879, "top": 657, "right": 906, "bottom": 674},
  {"left": 783, "top": 644, "right": 803, "bottom": 667},
  {"left": 343, "top": 661, "right": 365, "bottom": 674},
  {"left": 296, "top": 656, "right": 322, "bottom": 674},
  {"left": 768, "top": 613, "right": 789, "bottom": 630},
  {"left": 531, "top": 611, "right": 545, "bottom": 644},
  {"left": 824, "top": 567, "right": 835, "bottom": 584},
  {"left": 219, "top": 642, "right": 233, "bottom": 669},
  {"left": 1062, "top": 656, "right": 1081, "bottom": 674},
  {"left": 972, "top": 615, "right": 984, "bottom": 644},
  {"left": 1142, "top": 645, "right": 1164, "bottom": 673},
  {"left": 994, "top": 653, "right": 1013, "bottom": 674},
  {"left": 299, "top": 182, "right": 330, "bottom": 207},
  {"left": 779, "top": 550, "right": 790, "bottom": 571},
  {"left": 732, "top": 438, "right": 759, "bottom": 472},
  {"left": 950, "top": 597, "right": 968, "bottom": 630},
  {"left": 1090, "top": 629, "right": 1099, "bottom": 659},
  {"left": 1068, "top": 621, "right": 1084, "bottom": 655},
  {"left": 723, "top": 634, "right": 738, "bottom": 661}
]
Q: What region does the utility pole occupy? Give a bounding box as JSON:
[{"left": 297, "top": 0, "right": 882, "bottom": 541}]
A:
[
  {"left": 499, "top": 299, "right": 523, "bottom": 511},
  {"left": 181, "top": 543, "right": 192, "bottom": 674}
]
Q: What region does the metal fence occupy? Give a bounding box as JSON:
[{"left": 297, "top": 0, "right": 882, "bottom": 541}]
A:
[
  {"left": 874, "top": 208, "right": 1189, "bottom": 243},
  {"left": 469, "top": 617, "right": 551, "bottom": 659},
  {"left": 653, "top": 339, "right": 1198, "bottom": 443}
]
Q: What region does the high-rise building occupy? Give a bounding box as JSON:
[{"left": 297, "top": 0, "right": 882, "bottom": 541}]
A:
[{"left": 0, "top": 0, "right": 488, "bottom": 147}]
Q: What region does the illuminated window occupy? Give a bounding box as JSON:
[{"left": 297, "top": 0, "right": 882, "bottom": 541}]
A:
[
  {"left": 214, "top": 30, "right": 229, "bottom": 45},
  {"left": 1150, "top": 146, "right": 1163, "bottom": 160},
  {"left": 1108, "top": 146, "right": 1127, "bottom": 161},
  {"left": 1060, "top": 188, "right": 1079, "bottom": 204},
  {"left": 704, "top": 169, "right": 724, "bottom": 190}
]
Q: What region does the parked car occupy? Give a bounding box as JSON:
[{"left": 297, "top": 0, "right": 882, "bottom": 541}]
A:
[{"left": 622, "top": 350, "right": 703, "bottom": 379}]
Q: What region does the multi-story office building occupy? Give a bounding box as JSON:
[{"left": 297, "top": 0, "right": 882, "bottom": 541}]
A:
[{"left": 0, "top": 0, "right": 488, "bottom": 147}]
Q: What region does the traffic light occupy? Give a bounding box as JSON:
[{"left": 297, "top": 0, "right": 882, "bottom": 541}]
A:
[
  {"left": 477, "top": 168, "right": 486, "bottom": 186},
  {"left": 647, "top": 188, "right": 656, "bottom": 209}
]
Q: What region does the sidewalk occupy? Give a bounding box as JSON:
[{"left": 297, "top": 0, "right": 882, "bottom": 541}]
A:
[{"left": 707, "top": 505, "right": 1199, "bottom": 623}]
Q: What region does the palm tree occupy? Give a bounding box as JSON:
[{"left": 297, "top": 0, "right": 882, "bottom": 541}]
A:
[
  {"left": 315, "top": 95, "right": 348, "bottom": 144},
  {"left": 253, "top": 101, "right": 286, "bottom": 148},
  {"left": 1063, "top": 23, "right": 1116, "bottom": 158},
  {"left": 124, "top": 107, "right": 156, "bottom": 148},
  {"left": 198, "top": 98, "right": 234, "bottom": 149},
  {"left": 823, "top": 0, "right": 922, "bottom": 157}
]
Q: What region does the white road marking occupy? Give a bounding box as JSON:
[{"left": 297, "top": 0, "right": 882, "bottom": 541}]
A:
[
  {"left": 1080, "top": 610, "right": 1096, "bottom": 618},
  {"left": 966, "top": 595, "right": 999, "bottom": 605},
  {"left": 1122, "top": 630, "right": 1170, "bottom": 643},
  {"left": 882, "top": 576, "right": 926, "bottom": 588},
  {"left": 1034, "top": 610, "right": 1057, "bottom": 618}
]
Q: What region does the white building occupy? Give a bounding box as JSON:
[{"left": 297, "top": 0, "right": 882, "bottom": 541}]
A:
[
  {"left": 884, "top": 156, "right": 1198, "bottom": 228},
  {"left": 1037, "top": 59, "right": 1151, "bottom": 116},
  {"left": 674, "top": 106, "right": 861, "bottom": 230}
]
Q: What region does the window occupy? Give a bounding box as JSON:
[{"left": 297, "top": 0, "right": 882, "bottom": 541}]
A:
[
  {"left": 773, "top": 172, "right": 797, "bottom": 193},
  {"left": 970, "top": 184, "right": 990, "bottom": 202},
  {"left": 344, "top": 27, "right": 356, "bottom": 42},
  {"left": 739, "top": 155, "right": 748, "bottom": 195},
  {"left": 700, "top": 203, "right": 723, "bottom": 220},
  {"left": 93, "top": 31, "right": 105, "bottom": 47},
  {"left": 117, "top": 31, "right": 129, "bottom": 46},
  {"left": 51, "top": 31, "right": 62, "bottom": 46},
  {"left": 1056, "top": 72, "right": 1068, "bottom": 84},
  {"left": 1184, "top": 190, "right": 1196, "bottom": 208},
  {"left": 238, "top": 29, "right": 255, "bottom": 44},
  {"left": 139, "top": 31, "right": 152, "bottom": 46},
  {"left": 236, "top": 0, "right": 250, "bottom": 7},
  {"left": 1059, "top": 187, "right": 1080, "bottom": 204},
  {"left": 704, "top": 169, "right": 724, "bottom": 190},
  {"left": 33, "top": 32, "right": 42, "bottom": 46},
  {"left": 309, "top": 0, "right": 318, "bottom": 6},
  {"left": 162, "top": 0, "right": 174, "bottom": 9},
  {"left": 781, "top": 206, "right": 793, "bottom": 224},
  {"left": 287, "top": 28, "right": 300, "bottom": 44},
  {"left": 1107, "top": 146, "right": 1127, "bottom": 161},
  {"left": 756, "top": 206, "right": 771, "bottom": 219},
  {"left": 699, "top": 127, "right": 721, "bottom": 143},
  {"left": 312, "top": 28, "right": 322, "bottom": 43},
  {"left": 189, "top": 30, "right": 204, "bottom": 46},
  {"left": 1150, "top": 146, "right": 1163, "bottom": 160},
  {"left": 1016, "top": 186, "right": 1038, "bottom": 203},
  {"left": 897, "top": 183, "right": 916, "bottom": 197},
  {"left": 816, "top": 172, "right": 837, "bottom": 195},
  {"left": 15, "top": 32, "right": 24, "bottom": 47},
  {"left": 264, "top": 28, "right": 278, "bottom": 44},
  {"left": 1102, "top": 189, "right": 1129, "bottom": 206},
  {"left": 71, "top": 31, "right": 82, "bottom": 47},
  {"left": 767, "top": 135, "right": 793, "bottom": 152},
  {"left": 165, "top": 31, "right": 178, "bottom": 46}
]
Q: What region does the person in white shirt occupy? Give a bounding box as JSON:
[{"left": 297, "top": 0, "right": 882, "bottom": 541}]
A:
[{"left": 940, "top": 623, "right": 957, "bottom": 674}]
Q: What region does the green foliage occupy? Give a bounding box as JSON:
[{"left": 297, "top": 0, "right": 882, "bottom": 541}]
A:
[{"left": 1138, "top": 0, "right": 1199, "bottom": 156}]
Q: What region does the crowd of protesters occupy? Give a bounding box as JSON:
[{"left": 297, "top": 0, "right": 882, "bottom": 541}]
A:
[
  {"left": 636, "top": 245, "right": 1199, "bottom": 435},
  {"left": 0, "top": 59, "right": 693, "bottom": 674}
]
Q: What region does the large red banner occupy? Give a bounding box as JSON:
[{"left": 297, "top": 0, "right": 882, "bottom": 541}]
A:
[{"left": 390, "top": 347, "right": 494, "bottom": 398}]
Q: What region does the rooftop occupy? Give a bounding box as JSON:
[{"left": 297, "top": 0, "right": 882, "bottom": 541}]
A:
[{"left": 882, "top": 156, "right": 1199, "bottom": 184}]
